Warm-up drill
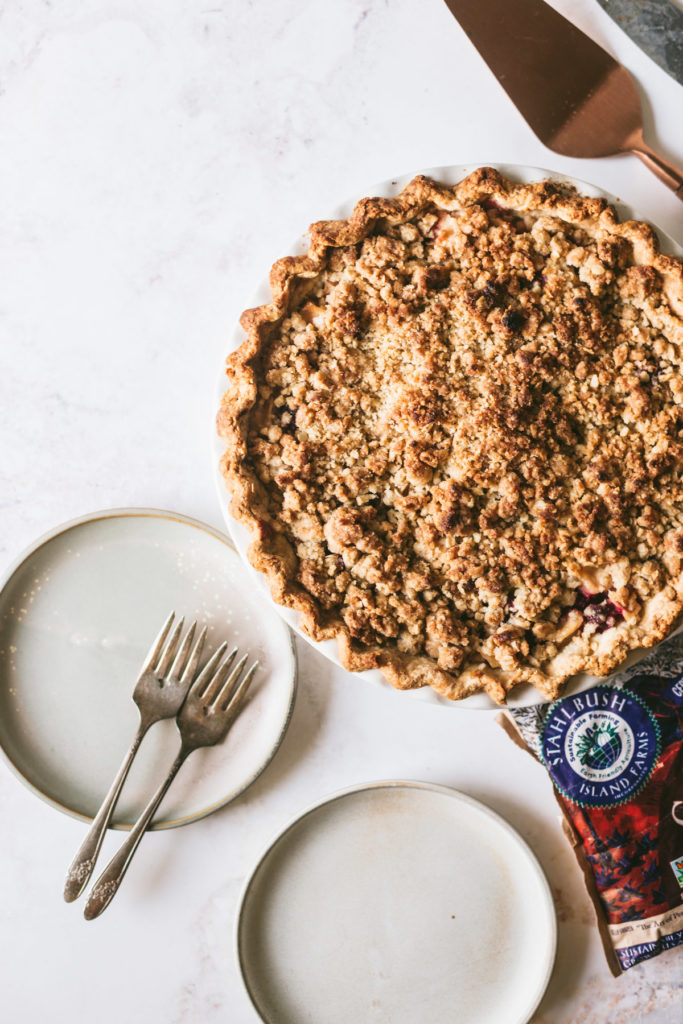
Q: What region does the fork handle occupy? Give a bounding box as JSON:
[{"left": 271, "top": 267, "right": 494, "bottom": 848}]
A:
[
  {"left": 83, "top": 746, "right": 190, "bottom": 920},
  {"left": 63, "top": 720, "right": 149, "bottom": 902}
]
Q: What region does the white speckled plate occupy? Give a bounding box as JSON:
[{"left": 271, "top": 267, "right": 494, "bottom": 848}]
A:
[
  {"left": 213, "top": 163, "right": 683, "bottom": 710},
  {"left": 237, "top": 781, "right": 557, "bottom": 1024},
  {"left": 0, "top": 509, "right": 296, "bottom": 828}
]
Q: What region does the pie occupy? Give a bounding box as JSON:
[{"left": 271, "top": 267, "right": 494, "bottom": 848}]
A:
[{"left": 217, "top": 168, "right": 683, "bottom": 703}]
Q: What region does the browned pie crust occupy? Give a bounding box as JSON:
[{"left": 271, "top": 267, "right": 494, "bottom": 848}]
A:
[{"left": 217, "top": 168, "right": 683, "bottom": 703}]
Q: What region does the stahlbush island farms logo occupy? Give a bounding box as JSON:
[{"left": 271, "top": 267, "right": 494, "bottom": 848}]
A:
[{"left": 541, "top": 685, "right": 661, "bottom": 807}]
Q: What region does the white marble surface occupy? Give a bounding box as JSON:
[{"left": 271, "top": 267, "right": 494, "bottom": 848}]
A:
[{"left": 1, "top": 1, "right": 682, "bottom": 1021}]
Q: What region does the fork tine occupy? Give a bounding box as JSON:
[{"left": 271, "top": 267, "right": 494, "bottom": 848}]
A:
[
  {"left": 169, "top": 621, "right": 197, "bottom": 679},
  {"left": 203, "top": 650, "right": 243, "bottom": 706},
  {"left": 140, "top": 611, "right": 175, "bottom": 675},
  {"left": 180, "top": 625, "right": 207, "bottom": 684},
  {"left": 212, "top": 653, "right": 249, "bottom": 708},
  {"left": 190, "top": 641, "right": 230, "bottom": 698},
  {"left": 219, "top": 659, "right": 259, "bottom": 714},
  {"left": 155, "top": 616, "right": 184, "bottom": 676}
]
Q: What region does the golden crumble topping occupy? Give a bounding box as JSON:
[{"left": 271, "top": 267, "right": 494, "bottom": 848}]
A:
[{"left": 218, "top": 169, "right": 683, "bottom": 703}]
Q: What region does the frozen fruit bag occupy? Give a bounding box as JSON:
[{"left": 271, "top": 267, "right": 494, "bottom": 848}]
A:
[{"left": 500, "top": 631, "right": 683, "bottom": 975}]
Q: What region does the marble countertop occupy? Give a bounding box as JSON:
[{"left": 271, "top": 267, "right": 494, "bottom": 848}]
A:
[{"left": 2, "top": 1, "right": 682, "bottom": 1021}]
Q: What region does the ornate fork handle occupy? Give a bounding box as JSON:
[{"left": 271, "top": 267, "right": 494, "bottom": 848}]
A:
[
  {"left": 84, "top": 746, "right": 191, "bottom": 920},
  {"left": 64, "top": 722, "right": 147, "bottom": 902}
]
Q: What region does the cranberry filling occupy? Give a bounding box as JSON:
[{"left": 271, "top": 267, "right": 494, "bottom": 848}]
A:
[
  {"left": 481, "top": 197, "right": 505, "bottom": 213},
  {"left": 429, "top": 214, "right": 447, "bottom": 238},
  {"left": 573, "top": 587, "right": 624, "bottom": 634},
  {"left": 501, "top": 308, "right": 524, "bottom": 331},
  {"left": 279, "top": 404, "right": 297, "bottom": 433}
]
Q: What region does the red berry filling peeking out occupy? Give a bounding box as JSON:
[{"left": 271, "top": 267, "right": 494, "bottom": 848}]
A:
[{"left": 573, "top": 588, "right": 624, "bottom": 634}]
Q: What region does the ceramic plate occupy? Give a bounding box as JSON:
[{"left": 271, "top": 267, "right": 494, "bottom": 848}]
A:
[
  {"left": 0, "top": 509, "right": 296, "bottom": 828},
  {"left": 213, "top": 164, "right": 683, "bottom": 709},
  {"left": 237, "top": 781, "right": 556, "bottom": 1024}
]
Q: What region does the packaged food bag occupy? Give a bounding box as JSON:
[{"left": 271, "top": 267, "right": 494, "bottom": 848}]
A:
[{"left": 500, "top": 632, "right": 683, "bottom": 975}]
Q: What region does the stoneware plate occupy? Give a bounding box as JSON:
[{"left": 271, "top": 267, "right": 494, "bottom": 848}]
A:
[
  {"left": 213, "top": 163, "right": 683, "bottom": 710},
  {"left": 0, "top": 508, "right": 296, "bottom": 828},
  {"left": 237, "top": 780, "right": 557, "bottom": 1024}
]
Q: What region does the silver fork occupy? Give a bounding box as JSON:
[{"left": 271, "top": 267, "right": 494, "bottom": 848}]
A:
[
  {"left": 64, "top": 612, "right": 206, "bottom": 903},
  {"left": 83, "top": 642, "right": 259, "bottom": 919}
]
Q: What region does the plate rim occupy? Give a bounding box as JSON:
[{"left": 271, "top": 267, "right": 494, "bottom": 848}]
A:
[
  {"left": 235, "top": 778, "right": 558, "bottom": 1024},
  {"left": 212, "top": 162, "right": 683, "bottom": 710},
  {"left": 0, "top": 505, "right": 297, "bottom": 830}
]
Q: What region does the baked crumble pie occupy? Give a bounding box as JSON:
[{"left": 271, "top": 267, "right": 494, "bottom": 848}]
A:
[{"left": 217, "top": 168, "right": 683, "bottom": 703}]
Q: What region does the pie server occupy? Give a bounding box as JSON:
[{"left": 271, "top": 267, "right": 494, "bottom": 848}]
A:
[{"left": 442, "top": 0, "right": 683, "bottom": 200}]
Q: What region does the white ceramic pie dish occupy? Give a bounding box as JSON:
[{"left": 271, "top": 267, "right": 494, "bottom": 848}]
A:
[
  {"left": 0, "top": 509, "right": 296, "bottom": 827},
  {"left": 213, "top": 163, "right": 683, "bottom": 710},
  {"left": 236, "top": 780, "right": 557, "bottom": 1024}
]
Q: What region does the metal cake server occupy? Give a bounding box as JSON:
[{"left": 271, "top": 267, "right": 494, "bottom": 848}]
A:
[{"left": 443, "top": 0, "right": 683, "bottom": 199}]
